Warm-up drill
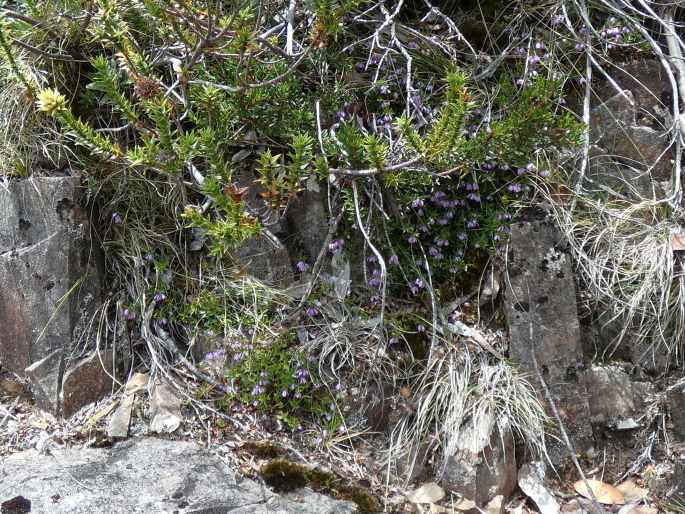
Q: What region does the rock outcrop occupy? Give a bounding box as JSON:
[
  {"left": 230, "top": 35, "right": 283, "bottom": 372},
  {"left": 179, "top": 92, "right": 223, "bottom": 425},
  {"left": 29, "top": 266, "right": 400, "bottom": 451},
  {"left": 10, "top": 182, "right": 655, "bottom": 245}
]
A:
[
  {"left": 441, "top": 411, "right": 517, "bottom": 507},
  {"left": 504, "top": 218, "right": 594, "bottom": 463},
  {"left": 0, "top": 437, "right": 356, "bottom": 514},
  {"left": 0, "top": 177, "right": 109, "bottom": 416}
]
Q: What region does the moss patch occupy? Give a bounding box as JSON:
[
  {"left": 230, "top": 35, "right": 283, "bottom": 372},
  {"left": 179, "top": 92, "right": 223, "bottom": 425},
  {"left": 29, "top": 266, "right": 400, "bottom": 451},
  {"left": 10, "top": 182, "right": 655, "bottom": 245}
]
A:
[
  {"left": 260, "top": 459, "right": 381, "bottom": 513},
  {"left": 241, "top": 441, "right": 286, "bottom": 459}
]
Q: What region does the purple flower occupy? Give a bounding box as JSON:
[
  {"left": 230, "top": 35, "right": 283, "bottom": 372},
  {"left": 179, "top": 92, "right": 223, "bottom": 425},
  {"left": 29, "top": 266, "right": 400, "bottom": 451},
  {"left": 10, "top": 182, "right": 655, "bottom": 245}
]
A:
[
  {"left": 539, "top": 169, "right": 550, "bottom": 177},
  {"left": 281, "top": 390, "right": 288, "bottom": 398},
  {"left": 408, "top": 236, "right": 418, "bottom": 244},
  {"left": 367, "top": 255, "right": 378, "bottom": 263},
  {"left": 507, "top": 183, "right": 523, "bottom": 193},
  {"left": 328, "top": 239, "right": 345, "bottom": 253},
  {"left": 306, "top": 307, "right": 319, "bottom": 317},
  {"left": 111, "top": 212, "right": 123, "bottom": 225},
  {"left": 379, "top": 85, "right": 390, "bottom": 95},
  {"left": 466, "top": 219, "right": 479, "bottom": 229},
  {"left": 417, "top": 324, "right": 426, "bottom": 333},
  {"left": 153, "top": 292, "right": 166, "bottom": 304},
  {"left": 296, "top": 261, "right": 309, "bottom": 272},
  {"left": 206, "top": 349, "right": 226, "bottom": 361},
  {"left": 295, "top": 368, "right": 309, "bottom": 385},
  {"left": 429, "top": 246, "right": 439, "bottom": 257},
  {"left": 368, "top": 277, "right": 381, "bottom": 288},
  {"left": 389, "top": 255, "right": 399, "bottom": 265},
  {"left": 467, "top": 193, "right": 481, "bottom": 203},
  {"left": 123, "top": 308, "right": 136, "bottom": 321},
  {"left": 526, "top": 162, "right": 537, "bottom": 172},
  {"left": 411, "top": 198, "right": 424, "bottom": 209}
]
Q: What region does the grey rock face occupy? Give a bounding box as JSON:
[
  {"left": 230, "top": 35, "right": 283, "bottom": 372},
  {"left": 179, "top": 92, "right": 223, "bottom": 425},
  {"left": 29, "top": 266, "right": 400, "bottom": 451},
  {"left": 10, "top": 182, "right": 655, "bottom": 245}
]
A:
[
  {"left": 503, "top": 219, "right": 594, "bottom": 462},
  {"left": 588, "top": 87, "right": 672, "bottom": 199},
  {"left": 0, "top": 437, "right": 356, "bottom": 514},
  {"left": 0, "top": 177, "right": 101, "bottom": 374},
  {"left": 61, "top": 352, "right": 115, "bottom": 418},
  {"left": 232, "top": 235, "right": 294, "bottom": 287},
  {"left": 597, "top": 59, "right": 671, "bottom": 124},
  {"left": 230, "top": 167, "right": 295, "bottom": 287},
  {"left": 587, "top": 364, "right": 653, "bottom": 426},
  {"left": 0, "top": 177, "right": 106, "bottom": 416},
  {"left": 286, "top": 176, "right": 329, "bottom": 262},
  {"left": 441, "top": 412, "right": 517, "bottom": 506},
  {"left": 669, "top": 387, "right": 685, "bottom": 442}
]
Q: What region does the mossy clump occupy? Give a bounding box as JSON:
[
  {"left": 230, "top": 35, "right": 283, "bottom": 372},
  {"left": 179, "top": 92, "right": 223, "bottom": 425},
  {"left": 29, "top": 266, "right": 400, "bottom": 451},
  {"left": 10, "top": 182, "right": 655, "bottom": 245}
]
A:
[
  {"left": 260, "top": 459, "right": 308, "bottom": 493},
  {"left": 241, "top": 441, "right": 285, "bottom": 460},
  {"left": 260, "top": 459, "right": 381, "bottom": 513}
]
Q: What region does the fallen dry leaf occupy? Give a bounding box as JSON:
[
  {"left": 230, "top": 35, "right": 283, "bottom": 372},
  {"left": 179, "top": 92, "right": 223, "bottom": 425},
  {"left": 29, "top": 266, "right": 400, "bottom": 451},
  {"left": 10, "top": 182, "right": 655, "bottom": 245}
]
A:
[
  {"left": 672, "top": 233, "right": 685, "bottom": 251},
  {"left": 124, "top": 372, "right": 149, "bottom": 394},
  {"left": 616, "top": 479, "right": 648, "bottom": 503},
  {"left": 485, "top": 495, "right": 504, "bottom": 514},
  {"left": 0, "top": 378, "right": 24, "bottom": 395},
  {"left": 149, "top": 381, "right": 182, "bottom": 433},
  {"left": 407, "top": 482, "right": 445, "bottom": 504},
  {"left": 86, "top": 400, "right": 119, "bottom": 426},
  {"left": 573, "top": 479, "right": 625, "bottom": 505}
]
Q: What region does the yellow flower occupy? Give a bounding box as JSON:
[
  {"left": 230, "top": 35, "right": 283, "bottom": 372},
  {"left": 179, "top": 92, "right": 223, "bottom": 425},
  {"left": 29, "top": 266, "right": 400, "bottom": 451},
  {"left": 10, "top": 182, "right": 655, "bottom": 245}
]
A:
[{"left": 36, "top": 89, "right": 67, "bottom": 116}]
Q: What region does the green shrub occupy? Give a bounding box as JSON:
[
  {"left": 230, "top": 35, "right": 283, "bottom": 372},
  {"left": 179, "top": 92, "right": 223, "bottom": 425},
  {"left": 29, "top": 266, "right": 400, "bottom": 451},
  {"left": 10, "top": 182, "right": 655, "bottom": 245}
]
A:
[{"left": 223, "top": 337, "right": 340, "bottom": 430}]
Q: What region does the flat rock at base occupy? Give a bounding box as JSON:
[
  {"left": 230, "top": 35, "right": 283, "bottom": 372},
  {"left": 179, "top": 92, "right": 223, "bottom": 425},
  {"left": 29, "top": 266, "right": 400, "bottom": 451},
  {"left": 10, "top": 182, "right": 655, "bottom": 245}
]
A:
[
  {"left": 0, "top": 437, "right": 356, "bottom": 514},
  {"left": 504, "top": 219, "right": 594, "bottom": 463}
]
